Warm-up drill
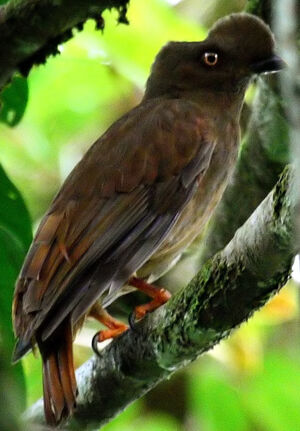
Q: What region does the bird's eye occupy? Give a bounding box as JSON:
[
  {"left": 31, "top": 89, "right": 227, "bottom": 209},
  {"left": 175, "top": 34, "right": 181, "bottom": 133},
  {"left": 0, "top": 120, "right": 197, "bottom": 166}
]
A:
[{"left": 203, "top": 52, "right": 218, "bottom": 67}]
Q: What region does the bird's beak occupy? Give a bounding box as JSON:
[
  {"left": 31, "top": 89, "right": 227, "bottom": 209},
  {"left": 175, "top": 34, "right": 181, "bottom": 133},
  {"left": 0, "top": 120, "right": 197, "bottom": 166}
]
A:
[{"left": 251, "top": 54, "right": 286, "bottom": 75}]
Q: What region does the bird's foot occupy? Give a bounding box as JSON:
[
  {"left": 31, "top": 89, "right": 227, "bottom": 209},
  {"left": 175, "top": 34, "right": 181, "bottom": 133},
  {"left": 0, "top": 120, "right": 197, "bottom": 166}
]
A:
[
  {"left": 128, "top": 277, "right": 171, "bottom": 328},
  {"left": 92, "top": 325, "right": 128, "bottom": 355},
  {"left": 89, "top": 304, "right": 128, "bottom": 355}
]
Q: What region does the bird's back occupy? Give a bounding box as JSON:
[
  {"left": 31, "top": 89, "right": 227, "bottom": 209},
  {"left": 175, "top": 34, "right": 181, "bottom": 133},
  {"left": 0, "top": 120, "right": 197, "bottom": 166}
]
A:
[{"left": 12, "top": 97, "right": 216, "bottom": 358}]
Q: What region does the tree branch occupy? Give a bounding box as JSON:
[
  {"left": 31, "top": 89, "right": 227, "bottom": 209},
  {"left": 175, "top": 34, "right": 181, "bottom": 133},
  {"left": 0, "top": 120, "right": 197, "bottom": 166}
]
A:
[
  {"left": 25, "top": 166, "right": 296, "bottom": 430},
  {"left": 0, "top": 0, "right": 129, "bottom": 89},
  {"left": 275, "top": 0, "right": 300, "bottom": 243}
]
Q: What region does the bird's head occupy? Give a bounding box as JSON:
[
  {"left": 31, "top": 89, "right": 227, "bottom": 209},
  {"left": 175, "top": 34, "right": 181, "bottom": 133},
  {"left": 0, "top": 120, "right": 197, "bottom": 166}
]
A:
[{"left": 145, "top": 13, "right": 284, "bottom": 101}]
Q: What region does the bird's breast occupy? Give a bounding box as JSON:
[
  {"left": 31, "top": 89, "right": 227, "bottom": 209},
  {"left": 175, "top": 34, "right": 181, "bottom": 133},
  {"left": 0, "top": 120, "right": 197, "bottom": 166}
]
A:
[{"left": 137, "top": 120, "right": 240, "bottom": 281}]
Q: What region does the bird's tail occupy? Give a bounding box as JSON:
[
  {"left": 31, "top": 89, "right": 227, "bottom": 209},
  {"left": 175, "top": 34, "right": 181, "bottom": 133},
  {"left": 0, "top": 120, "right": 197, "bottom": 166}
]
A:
[{"left": 38, "top": 318, "right": 77, "bottom": 426}]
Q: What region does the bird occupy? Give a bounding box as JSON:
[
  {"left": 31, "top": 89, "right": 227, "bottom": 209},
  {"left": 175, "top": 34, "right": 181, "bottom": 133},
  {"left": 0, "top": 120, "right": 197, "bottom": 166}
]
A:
[{"left": 12, "top": 12, "right": 284, "bottom": 426}]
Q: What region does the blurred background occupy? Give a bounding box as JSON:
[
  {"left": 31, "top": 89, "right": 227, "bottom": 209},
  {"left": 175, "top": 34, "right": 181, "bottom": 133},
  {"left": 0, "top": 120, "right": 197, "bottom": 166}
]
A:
[{"left": 1, "top": 0, "right": 300, "bottom": 430}]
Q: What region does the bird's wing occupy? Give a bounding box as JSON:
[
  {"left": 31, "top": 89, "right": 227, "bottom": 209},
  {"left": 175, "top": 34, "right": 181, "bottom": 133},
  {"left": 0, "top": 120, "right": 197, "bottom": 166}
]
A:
[{"left": 13, "top": 98, "right": 216, "bottom": 353}]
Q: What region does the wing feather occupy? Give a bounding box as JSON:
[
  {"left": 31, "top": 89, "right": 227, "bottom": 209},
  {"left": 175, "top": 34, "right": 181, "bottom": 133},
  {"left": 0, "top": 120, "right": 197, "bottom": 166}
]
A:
[{"left": 13, "top": 98, "right": 216, "bottom": 350}]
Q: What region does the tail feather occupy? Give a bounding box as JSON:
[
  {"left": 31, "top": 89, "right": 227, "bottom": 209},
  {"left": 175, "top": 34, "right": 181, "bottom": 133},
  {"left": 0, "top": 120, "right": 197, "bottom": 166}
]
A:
[
  {"left": 42, "top": 358, "right": 58, "bottom": 426},
  {"left": 39, "top": 318, "right": 77, "bottom": 426},
  {"left": 57, "top": 333, "right": 77, "bottom": 413},
  {"left": 66, "top": 325, "right": 78, "bottom": 398}
]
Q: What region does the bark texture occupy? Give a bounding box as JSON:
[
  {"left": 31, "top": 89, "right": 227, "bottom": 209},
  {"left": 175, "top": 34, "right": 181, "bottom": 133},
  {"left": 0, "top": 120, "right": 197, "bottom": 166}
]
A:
[
  {"left": 25, "top": 166, "right": 296, "bottom": 431},
  {"left": 0, "top": 0, "right": 129, "bottom": 89}
]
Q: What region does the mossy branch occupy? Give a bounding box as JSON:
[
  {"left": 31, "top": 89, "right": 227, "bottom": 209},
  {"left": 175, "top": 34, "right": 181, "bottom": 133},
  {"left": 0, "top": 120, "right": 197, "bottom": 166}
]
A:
[
  {"left": 0, "top": 0, "right": 129, "bottom": 89},
  {"left": 25, "top": 165, "right": 296, "bottom": 431}
]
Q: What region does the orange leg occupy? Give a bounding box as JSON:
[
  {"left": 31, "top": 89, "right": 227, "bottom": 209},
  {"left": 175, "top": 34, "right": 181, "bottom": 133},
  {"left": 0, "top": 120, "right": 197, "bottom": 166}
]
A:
[
  {"left": 128, "top": 277, "right": 171, "bottom": 321},
  {"left": 89, "top": 304, "right": 128, "bottom": 354}
]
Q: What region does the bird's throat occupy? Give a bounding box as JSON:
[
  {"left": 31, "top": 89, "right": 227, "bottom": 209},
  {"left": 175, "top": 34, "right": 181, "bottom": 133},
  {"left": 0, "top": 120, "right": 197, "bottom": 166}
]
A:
[{"left": 185, "top": 88, "right": 246, "bottom": 123}]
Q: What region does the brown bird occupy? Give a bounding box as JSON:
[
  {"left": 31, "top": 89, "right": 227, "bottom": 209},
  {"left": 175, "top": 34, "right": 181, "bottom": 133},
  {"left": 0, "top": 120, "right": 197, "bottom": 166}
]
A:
[{"left": 12, "top": 12, "right": 284, "bottom": 426}]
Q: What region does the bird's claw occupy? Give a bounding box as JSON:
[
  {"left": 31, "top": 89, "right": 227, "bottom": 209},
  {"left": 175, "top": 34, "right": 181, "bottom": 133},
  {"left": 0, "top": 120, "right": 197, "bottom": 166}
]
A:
[
  {"left": 92, "top": 332, "right": 101, "bottom": 356},
  {"left": 128, "top": 308, "right": 147, "bottom": 330},
  {"left": 92, "top": 324, "right": 129, "bottom": 355},
  {"left": 128, "top": 310, "right": 137, "bottom": 330}
]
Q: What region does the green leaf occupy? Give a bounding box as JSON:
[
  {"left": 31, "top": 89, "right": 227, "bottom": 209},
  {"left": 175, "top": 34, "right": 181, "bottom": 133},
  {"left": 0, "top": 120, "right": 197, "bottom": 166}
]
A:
[
  {"left": 0, "top": 164, "right": 32, "bottom": 248},
  {"left": 0, "top": 164, "right": 32, "bottom": 412},
  {"left": 0, "top": 76, "right": 29, "bottom": 127},
  {"left": 0, "top": 354, "right": 22, "bottom": 430},
  {"left": 0, "top": 227, "right": 27, "bottom": 411}
]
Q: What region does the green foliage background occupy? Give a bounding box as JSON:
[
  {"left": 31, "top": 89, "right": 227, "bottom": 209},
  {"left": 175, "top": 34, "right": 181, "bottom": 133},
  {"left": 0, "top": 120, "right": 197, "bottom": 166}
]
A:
[{"left": 1, "top": 1, "right": 300, "bottom": 430}]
